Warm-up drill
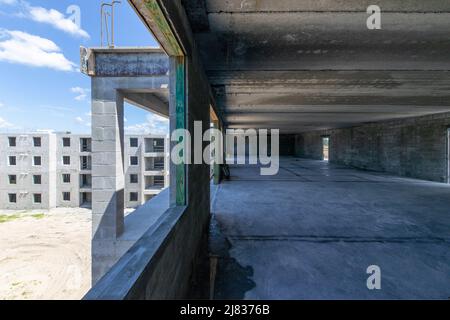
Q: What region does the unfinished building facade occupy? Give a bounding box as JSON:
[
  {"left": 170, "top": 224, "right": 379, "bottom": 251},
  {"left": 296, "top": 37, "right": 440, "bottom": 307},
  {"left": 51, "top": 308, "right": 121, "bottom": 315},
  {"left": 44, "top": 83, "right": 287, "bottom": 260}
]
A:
[{"left": 0, "top": 133, "right": 169, "bottom": 210}]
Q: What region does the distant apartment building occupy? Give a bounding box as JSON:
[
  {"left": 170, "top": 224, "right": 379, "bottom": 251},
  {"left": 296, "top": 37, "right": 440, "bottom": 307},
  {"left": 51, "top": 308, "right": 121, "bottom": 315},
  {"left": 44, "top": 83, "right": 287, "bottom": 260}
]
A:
[{"left": 0, "top": 132, "right": 169, "bottom": 210}]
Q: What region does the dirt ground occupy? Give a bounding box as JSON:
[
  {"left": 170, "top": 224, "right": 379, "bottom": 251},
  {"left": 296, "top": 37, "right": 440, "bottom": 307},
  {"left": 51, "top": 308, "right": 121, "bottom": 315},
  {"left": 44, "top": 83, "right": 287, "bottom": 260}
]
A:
[{"left": 0, "top": 208, "right": 91, "bottom": 300}]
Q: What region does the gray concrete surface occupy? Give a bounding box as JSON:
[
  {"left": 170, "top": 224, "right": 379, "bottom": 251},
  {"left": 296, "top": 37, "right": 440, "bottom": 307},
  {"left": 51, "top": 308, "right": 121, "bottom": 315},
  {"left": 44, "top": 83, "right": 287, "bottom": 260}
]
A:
[
  {"left": 86, "top": 48, "right": 172, "bottom": 284},
  {"left": 88, "top": 188, "right": 170, "bottom": 290},
  {"left": 84, "top": 43, "right": 211, "bottom": 296},
  {"left": 211, "top": 157, "right": 450, "bottom": 299},
  {"left": 295, "top": 112, "right": 450, "bottom": 183},
  {"left": 179, "top": 0, "right": 450, "bottom": 133},
  {"left": 0, "top": 133, "right": 57, "bottom": 210}
]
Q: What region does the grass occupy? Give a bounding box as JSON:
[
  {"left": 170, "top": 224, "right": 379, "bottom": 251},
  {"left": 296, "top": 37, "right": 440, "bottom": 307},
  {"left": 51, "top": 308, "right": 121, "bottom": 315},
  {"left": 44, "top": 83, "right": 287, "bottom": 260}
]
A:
[
  {"left": 31, "top": 213, "right": 45, "bottom": 220},
  {"left": 0, "top": 213, "right": 46, "bottom": 223},
  {"left": 0, "top": 214, "right": 21, "bottom": 223}
]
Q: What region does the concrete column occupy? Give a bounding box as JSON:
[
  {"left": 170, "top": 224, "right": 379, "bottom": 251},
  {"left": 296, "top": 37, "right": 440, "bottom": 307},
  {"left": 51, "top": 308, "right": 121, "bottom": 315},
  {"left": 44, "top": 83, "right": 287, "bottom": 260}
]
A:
[{"left": 91, "top": 79, "right": 125, "bottom": 284}]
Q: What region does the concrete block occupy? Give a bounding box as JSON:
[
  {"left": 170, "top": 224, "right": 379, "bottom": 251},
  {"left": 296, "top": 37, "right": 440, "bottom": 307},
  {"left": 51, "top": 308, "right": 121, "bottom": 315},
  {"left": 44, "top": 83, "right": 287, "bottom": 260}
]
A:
[{"left": 295, "top": 112, "right": 450, "bottom": 182}]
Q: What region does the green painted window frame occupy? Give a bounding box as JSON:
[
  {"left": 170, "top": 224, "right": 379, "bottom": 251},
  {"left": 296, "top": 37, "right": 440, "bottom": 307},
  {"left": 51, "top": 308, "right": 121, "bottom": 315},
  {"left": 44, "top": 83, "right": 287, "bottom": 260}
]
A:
[
  {"left": 140, "top": 0, "right": 187, "bottom": 206},
  {"left": 175, "top": 56, "right": 186, "bottom": 206}
]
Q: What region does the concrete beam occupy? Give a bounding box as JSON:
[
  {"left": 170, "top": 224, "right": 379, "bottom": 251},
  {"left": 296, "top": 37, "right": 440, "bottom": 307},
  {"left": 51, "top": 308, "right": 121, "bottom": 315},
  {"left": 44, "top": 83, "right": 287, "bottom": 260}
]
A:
[
  {"left": 179, "top": 1, "right": 450, "bottom": 132},
  {"left": 129, "top": 0, "right": 184, "bottom": 56},
  {"left": 205, "top": 0, "right": 450, "bottom": 12},
  {"left": 209, "top": 69, "right": 450, "bottom": 132},
  {"left": 193, "top": 10, "right": 450, "bottom": 71},
  {"left": 124, "top": 92, "right": 169, "bottom": 118},
  {"left": 80, "top": 47, "right": 169, "bottom": 77}
]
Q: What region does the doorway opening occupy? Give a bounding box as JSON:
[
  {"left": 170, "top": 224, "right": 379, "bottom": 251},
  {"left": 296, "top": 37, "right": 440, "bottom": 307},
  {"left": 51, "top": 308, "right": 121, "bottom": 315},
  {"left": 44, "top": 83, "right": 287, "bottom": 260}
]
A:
[
  {"left": 322, "top": 136, "right": 330, "bottom": 161},
  {"left": 80, "top": 192, "right": 92, "bottom": 208}
]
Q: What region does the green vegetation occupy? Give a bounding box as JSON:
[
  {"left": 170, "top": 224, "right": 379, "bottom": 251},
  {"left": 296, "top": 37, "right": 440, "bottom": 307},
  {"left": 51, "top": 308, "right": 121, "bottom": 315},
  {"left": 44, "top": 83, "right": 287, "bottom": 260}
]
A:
[
  {"left": 31, "top": 213, "right": 45, "bottom": 220},
  {"left": 0, "top": 214, "right": 21, "bottom": 223},
  {"left": 0, "top": 213, "right": 46, "bottom": 223}
]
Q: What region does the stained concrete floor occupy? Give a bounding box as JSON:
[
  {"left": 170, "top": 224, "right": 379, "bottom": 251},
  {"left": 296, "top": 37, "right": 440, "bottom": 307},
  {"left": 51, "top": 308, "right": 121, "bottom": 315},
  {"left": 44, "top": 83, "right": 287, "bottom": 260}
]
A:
[{"left": 210, "top": 158, "right": 450, "bottom": 300}]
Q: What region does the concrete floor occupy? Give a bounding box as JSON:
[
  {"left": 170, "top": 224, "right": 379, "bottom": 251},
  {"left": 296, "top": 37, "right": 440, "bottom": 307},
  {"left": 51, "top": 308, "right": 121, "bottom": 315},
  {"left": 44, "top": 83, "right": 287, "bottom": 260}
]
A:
[{"left": 211, "top": 158, "right": 450, "bottom": 299}]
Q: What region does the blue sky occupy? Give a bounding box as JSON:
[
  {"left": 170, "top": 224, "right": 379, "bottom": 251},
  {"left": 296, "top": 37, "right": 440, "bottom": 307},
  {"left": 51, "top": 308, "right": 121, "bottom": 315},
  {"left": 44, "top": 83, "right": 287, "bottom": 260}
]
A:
[{"left": 0, "top": 0, "right": 169, "bottom": 134}]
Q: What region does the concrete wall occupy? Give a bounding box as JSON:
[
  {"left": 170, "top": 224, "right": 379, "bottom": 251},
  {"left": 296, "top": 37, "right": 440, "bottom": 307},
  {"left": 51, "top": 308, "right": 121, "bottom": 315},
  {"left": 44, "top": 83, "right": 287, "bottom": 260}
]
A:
[
  {"left": 87, "top": 48, "right": 172, "bottom": 283},
  {"left": 56, "top": 134, "right": 89, "bottom": 207},
  {"left": 224, "top": 133, "right": 295, "bottom": 160},
  {"left": 125, "top": 135, "right": 144, "bottom": 208},
  {"left": 0, "top": 133, "right": 55, "bottom": 210},
  {"left": 121, "top": 2, "right": 213, "bottom": 298},
  {"left": 85, "top": 1, "right": 212, "bottom": 297},
  {"left": 48, "top": 134, "right": 57, "bottom": 208},
  {"left": 124, "top": 135, "right": 169, "bottom": 208},
  {"left": 163, "top": 54, "right": 211, "bottom": 298},
  {"left": 280, "top": 134, "right": 295, "bottom": 156},
  {"left": 295, "top": 112, "right": 450, "bottom": 182}
]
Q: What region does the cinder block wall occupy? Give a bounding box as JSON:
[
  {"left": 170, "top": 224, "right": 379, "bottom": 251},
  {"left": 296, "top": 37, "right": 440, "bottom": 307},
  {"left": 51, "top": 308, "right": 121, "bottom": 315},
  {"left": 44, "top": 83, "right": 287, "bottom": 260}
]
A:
[
  {"left": 123, "top": 58, "right": 211, "bottom": 299},
  {"left": 122, "top": 57, "right": 211, "bottom": 300},
  {"left": 146, "top": 55, "right": 211, "bottom": 299},
  {"left": 279, "top": 134, "right": 296, "bottom": 156},
  {"left": 139, "top": 1, "right": 213, "bottom": 299},
  {"left": 295, "top": 112, "right": 450, "bottom": 182}
]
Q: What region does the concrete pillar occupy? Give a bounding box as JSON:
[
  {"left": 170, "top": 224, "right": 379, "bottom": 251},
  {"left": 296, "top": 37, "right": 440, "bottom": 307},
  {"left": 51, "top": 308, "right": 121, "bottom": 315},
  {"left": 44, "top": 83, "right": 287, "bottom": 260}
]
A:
[{"left": 91, "top": 79, "right": 125, "bottom": 284}]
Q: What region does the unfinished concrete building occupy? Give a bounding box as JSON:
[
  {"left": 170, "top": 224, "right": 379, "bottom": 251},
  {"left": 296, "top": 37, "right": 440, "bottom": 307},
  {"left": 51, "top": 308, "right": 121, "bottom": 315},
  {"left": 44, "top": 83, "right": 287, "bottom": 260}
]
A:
[
  {"left": 0, "top": 133, "right": 57, "bottom": 210},
  {"left": 83, "top": 1, "right": 450, "bottom": 299},
  {"left": 0, "top": 133, "right": 169, "bottom": 210}
]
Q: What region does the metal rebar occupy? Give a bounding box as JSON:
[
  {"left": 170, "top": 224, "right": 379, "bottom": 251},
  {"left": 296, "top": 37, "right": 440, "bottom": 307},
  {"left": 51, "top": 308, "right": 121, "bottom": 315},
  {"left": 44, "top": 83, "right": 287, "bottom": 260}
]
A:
[
  {"left": 111, "top": 1, "right": 122, "bottom": 48},
  {"left": 101, "top": 3, "right": 112, "bottom": 47}
]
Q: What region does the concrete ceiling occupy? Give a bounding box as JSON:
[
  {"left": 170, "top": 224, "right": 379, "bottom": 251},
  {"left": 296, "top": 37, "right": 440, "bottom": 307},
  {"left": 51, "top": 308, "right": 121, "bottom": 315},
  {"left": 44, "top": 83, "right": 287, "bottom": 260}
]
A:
[{"left": 181, "top": 0, "right": 450, "bottom": 133}]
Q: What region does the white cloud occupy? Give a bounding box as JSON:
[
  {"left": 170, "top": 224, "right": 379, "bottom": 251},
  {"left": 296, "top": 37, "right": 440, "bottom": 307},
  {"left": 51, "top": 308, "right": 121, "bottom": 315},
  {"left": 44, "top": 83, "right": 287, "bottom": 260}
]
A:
[
  {"left": 71, "top": 87, "right": 90, "bottom": 101},
  {"left": 0, "top": 29, "right": 76, "bottom": 71},
  {"left": 0, "top": 102, "right": 4, "bottom": 107},
  {"left": 28, "top": 6, "right": 89, "bottom": 39},
  {"left": 75, "top": 116, "right": 91, "bottom": 127},
  {"left": 0, "top": 0, "right": 17, "bottom": 5},
  {"left": 0, "top": 116, "right": 14, "bottom": 128},
  {"left": 1, "top": 1, "right": 89, "bottom": 38},
  {"left": 125, "top": 114, "right": 169, "bottom": 135}
]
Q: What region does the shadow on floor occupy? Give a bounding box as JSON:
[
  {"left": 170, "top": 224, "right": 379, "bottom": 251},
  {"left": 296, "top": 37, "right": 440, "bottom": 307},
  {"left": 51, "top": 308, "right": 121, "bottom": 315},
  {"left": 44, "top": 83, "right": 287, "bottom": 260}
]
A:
[
  {"left": 206, "top": 157, "right": 450, "bottom": 299},
  {"left": 188, "top": 214, "right": 256, "bottom": 300}
]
